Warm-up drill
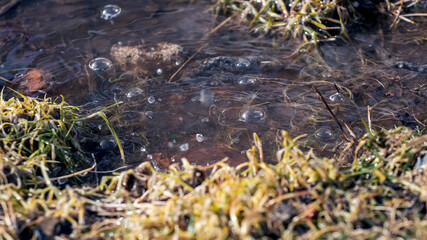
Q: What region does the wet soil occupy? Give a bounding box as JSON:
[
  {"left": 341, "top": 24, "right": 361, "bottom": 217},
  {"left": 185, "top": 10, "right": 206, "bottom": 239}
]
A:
[{"left": 0, "top": 0, "right": 426, "bottom": 173}]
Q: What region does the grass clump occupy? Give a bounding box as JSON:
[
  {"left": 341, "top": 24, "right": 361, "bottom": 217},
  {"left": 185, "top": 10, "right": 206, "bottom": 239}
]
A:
[
  {"left": 213, "top": 0, "right": 425, "bottom": 43},
  {"left": 0, "top": 93, "right": 123, "bottom": 187},
  {"left": 2, "top": 125, "right": 427, "bottom": 239}
]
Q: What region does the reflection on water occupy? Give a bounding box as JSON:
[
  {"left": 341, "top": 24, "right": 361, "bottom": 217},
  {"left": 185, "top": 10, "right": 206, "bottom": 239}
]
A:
[{"left": 0, "top": 0, "right": 426, "bottom": 170}]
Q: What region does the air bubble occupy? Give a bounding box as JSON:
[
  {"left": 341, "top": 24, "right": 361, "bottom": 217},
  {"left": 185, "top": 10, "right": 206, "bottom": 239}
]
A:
[
  {"left": 239, "top": 107, "right": 266, "bottom": 123},
  {"left": 329, "top": 93, "right": 344, "bottom": 102},
  {"left": 237, "top": 76, "right": 257, "bottom": 86},
  {"left": 196, "top": 134, "right": 204, "bottom": 142},
  {"left": 100, "top": 5, "right": 121, "bottom": 20},
  {"left": 100, "top": 139, "right": 115, "bottom": 150},
  {"left": 126, "top": 88, "right": 143, "bottom": 98},
  {"left": 235, "top": 58, "right": 251, "bottom": 69},
  {"left": 179, "top": 143, "right": 189, "bottom": 152},
  {"left": 14, "top": 73, "right": 24, "bottom": 79},
  {"left": 315, "top": 127, "right": 334, "bottom": 140},
  {"left": 147, "top": 96, "right": 155, "bottom": 104},
  {"left": 156, "top": 69, "right": 163, "bottom": 75},
  {"left": 88, "top": 57, "right": 112, "bottom": 71},
  {"left": 145, "top": 111, "right": 153, "bottom": 119}
]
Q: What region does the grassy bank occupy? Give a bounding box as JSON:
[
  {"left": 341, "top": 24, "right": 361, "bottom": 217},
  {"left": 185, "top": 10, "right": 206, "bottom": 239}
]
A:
[{"left": 1, "top": 94, "right": 426, "bottom": 239}]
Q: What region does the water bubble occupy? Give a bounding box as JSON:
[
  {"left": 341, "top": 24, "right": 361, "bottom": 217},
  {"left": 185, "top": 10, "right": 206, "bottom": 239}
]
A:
[
  {"left": 147, "top": 96, "right": 155, "bottom": 104},
  {"left": 315, "top": 127, "right": 334, "bottom": 140},
  {"left": 329, "top": 93, "right": 344, "bottom": 102},
  {"left": 321, "top": 72, "right": 332, "bottom": 78},
  {"left": 100, "top": 5, "right": 121, "bottom": 20},
  {"left": 208, "top": 80, "right": 221, "bottom": 86},
  {"left": 179, "top": 143, "right": 189, "bottom": 152},
  {"left": 126, "top": 88, "right": 144, "bottom": 98},
  {"left": 201, "top": 117, "right": 209, "bottom": 123},
  {"left": 175, "top": 60, "right": 181, "bottom": 66},
  {"left": 167, "top": 142, "right": 175, "bottom": 149},
  {"left": 14, "top": 73, "right": 24, "bottom": 79},
  {"left": 88, "top": 57, "right": 112, "bottom": 71},
  {"left": 144, "top": 111, "right": 153, "bottom": 119},
  {"left": 147, "top": 154, "right": 153, "bottom": 160},
  {"left": 235, "top": 58, "right": 251, "bottom": 69},
  {"left": 196, "top": 134, "right": 204, "bottom": 142},
  {"left": 140, "top": 146, "right": 146, "bottom": 152},
  {"left": 156, "top": 69, "right": 163, "bottom": 75},
  {"left": 100, "top": 139, "right": 115, "bottom": 150},
  {"left": 237, "top": 76, "right": 257, "bottom": 86},
  {"left": 239, "top": 107, "right": 266, "bottom": 123},
  {"left": 171, "top": 157, "right": 176, "bottom": 162}
]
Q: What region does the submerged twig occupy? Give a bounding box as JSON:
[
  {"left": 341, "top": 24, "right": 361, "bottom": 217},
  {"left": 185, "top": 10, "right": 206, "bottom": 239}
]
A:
[{"left": 313, "top": 86, "right": 351, "bottom": 142}]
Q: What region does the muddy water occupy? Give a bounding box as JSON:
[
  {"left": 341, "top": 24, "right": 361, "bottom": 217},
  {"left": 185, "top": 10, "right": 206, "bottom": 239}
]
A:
[{"left": 0, "top": 0, "right": 426, "bottom": 171}]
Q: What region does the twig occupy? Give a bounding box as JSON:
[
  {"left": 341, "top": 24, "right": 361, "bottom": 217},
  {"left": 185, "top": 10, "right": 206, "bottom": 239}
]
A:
[
  {"left": 50, "top": 162, "right": 97, "bottom": 181},
  {"left": 169, "top": 14, "right": 236, "bottom": 82},
  {"left": 367, "top": 106, "right": 373, "bottom": 133},
  {"left": 168, "top": 44, "right": 207, "bottom": 82},
  {"left": 313, "top": 86, "right": 351, "bottom": 142}
]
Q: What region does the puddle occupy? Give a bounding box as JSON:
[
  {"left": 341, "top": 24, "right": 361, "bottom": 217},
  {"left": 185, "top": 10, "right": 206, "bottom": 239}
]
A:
[{"left": 0, "top": 0, "right": 426, "bottom": 171}]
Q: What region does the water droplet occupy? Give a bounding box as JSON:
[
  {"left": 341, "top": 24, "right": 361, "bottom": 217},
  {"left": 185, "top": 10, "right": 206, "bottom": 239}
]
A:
[
  {"left": 235, "top": 58, "right": 251, "bottom": 69},
  {"left": 179, "top": 143, "right": 189, "bottom": 152},
  {"left": 196, "top": 134, "right": 204, "bottom": 142},
  {"left": 147, "top": 154, "right": 153, "bottom": 160},
  {"left": 175, "top": 60, "right": 181, "bottom": 66},
  {"left": 140, "top": 146, "right": 146, "bottom": 152},
  {"left": 144, "top": 111, "right": 153, "bottom": 119},
  {"left": 147, "top": 96, "right": 155, "bottom": 104},
  {"left": 126, "top": 88, "right": 144, "bottom": 98},
  {"left": 171, "top": 157, "right": 176, "bottom": 162},
  {"left": 157, "top": 98, "right": 162, "bottom": 102},
  {"left": 100, "top": 5, "right": 121, "bottom": 20},
  {"left": 315, "top": 127, "right": 334, "bottom": 140},
  {"left": 239, "top": 107, "right": 266, "bottom": 123},
  {"left": 237, "top": 76, "right": 257, "bottom": 86},
  {"left": 179, "top": 116, "right": 184, "bottom": 121},
  {"left": 88, "top": 57, "right": 112, "bottom": 71},
  {"left": 167, "top": 142, "right": 175, "bottom": 149},
  {"left": 156, "top": 69, "right": 163, "bottom": 75},
  {"left": 329, "top": 93, "right": 344, "bottom": 102}
]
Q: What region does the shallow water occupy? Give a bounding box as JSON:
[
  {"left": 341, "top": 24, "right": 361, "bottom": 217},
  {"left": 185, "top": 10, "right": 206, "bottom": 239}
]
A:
[{"left": 0, "top": 0, "right": 426, "bottom": 171}]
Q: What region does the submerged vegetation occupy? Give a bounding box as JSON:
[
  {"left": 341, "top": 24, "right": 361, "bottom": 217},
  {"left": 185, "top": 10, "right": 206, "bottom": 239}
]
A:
[{"left": 1, "top": 94, "right": 427, "bottom": 239}]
